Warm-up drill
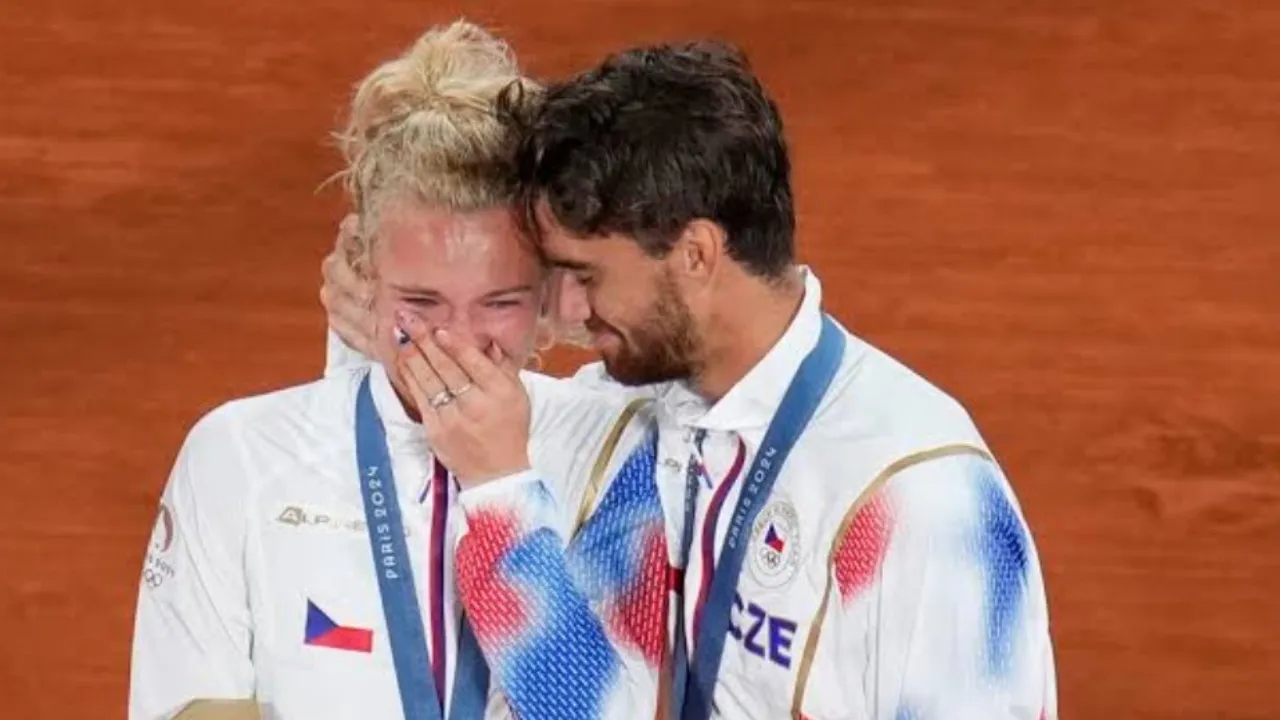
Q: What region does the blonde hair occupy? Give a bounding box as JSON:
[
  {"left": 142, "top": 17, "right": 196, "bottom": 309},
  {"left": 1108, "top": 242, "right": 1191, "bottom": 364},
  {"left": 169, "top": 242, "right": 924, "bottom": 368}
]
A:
[{"left": 332, "top": 19, "right": 540, "bottom": 275}]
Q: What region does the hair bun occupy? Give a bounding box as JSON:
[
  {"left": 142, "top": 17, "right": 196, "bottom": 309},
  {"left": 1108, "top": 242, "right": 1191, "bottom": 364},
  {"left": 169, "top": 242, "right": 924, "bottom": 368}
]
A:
[{"left": 333, "top": 19, "right": 540, "bottom": 219}]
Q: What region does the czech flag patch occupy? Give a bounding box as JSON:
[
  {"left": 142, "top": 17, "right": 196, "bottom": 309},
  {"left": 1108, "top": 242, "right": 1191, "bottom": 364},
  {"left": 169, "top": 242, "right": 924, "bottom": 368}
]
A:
[{"left": 304, "top": 600, "right": 374, "bottom": 653}]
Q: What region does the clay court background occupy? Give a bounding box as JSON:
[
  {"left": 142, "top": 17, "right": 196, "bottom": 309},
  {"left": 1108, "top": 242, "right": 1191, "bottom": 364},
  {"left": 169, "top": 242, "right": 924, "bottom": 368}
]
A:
[{"left": 3, "top": 0, "right": 1279, "bottom": 717}]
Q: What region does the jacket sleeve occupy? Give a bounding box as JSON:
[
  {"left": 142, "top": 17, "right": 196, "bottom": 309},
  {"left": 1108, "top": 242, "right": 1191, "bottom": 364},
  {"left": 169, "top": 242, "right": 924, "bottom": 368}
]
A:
[
  {"left": 452, "top": 386, "right": 668, "bottom": 720},
  {"left": 128, "top": 407, "right": 256, "bottom": 720},
  {"left": 813, "top": 452, "right": 1057, "bottom": 720}
]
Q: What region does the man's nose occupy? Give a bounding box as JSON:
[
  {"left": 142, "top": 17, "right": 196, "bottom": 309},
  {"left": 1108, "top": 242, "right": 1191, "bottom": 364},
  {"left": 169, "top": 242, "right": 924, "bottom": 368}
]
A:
[{"left": 554, "top": 273, "right": 591, "bottom": 324}]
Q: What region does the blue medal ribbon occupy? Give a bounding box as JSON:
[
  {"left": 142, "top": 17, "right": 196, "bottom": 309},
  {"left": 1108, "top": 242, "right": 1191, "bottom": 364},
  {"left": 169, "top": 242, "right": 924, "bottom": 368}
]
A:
[
  {"left": 673, "top": 314, "right": 846, "bottom": 720},
  {"left": 355, "top": 372, "right": 490, "bottom": 719}
]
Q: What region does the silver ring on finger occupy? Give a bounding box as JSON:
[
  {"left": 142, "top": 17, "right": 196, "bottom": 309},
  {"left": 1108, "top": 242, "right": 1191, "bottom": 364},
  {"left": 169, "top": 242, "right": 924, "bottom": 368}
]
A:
[
  {"left": 451, "top": 383, "right": 473, "bottom": 398},
  {"left": 427, "top": 390, "right": 455, "bottom": 409}
]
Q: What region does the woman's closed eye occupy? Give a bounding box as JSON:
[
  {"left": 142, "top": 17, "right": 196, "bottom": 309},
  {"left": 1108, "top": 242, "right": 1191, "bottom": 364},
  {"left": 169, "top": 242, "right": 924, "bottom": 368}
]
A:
[
  {"left": 401, "top": 295, "right": 441, "bottom": 308},
  {"left": 485, "top": 298, "right": 526, "bottom": 309}
]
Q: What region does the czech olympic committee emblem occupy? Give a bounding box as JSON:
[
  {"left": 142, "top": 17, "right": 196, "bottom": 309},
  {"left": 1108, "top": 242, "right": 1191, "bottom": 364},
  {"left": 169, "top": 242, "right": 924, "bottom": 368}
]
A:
[{"left": 749, "top": 499, "right": 801, "bottom": 587}]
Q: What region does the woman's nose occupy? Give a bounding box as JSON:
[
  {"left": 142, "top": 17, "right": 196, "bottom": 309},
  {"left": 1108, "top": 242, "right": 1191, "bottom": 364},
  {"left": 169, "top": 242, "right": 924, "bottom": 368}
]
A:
[{"left": 437, "top": 317, "right": 487, "bottom": 352}]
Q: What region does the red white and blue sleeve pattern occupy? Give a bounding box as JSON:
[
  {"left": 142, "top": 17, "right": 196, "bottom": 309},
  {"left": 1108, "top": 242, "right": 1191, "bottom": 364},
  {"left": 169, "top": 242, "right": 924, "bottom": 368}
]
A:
[
  {"left": 454, "top": 430, "right": 667, "bottom": 720},
  {"left": 825, "top": 452, "right": 1057, "bottom": 720}
]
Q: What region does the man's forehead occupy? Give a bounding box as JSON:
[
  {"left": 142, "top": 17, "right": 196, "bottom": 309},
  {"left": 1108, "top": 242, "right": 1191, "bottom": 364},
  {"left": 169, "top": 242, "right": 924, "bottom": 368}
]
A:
[
  {"left": 532, "top": 204, "right": 589, "bottom": 262},
  {"left": 539, "top": 229, "right": 592, "bottom": 266},
  {"left": 531, "top": 199, "right": 653, "bottom": 267}
]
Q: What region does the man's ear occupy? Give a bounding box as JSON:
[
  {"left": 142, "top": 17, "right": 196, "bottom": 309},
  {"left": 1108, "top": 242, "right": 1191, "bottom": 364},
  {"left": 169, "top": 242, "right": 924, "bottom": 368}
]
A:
[{"left": 669, "top": 218, "right": 727, "bottom": 284}]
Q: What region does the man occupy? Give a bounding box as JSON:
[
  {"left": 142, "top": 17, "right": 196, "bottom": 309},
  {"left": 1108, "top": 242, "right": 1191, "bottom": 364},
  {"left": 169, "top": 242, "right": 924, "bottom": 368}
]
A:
[
  {"left": 377, "top": 40, "right": 1059, "bottom": 719},
  {"left": 129, "top": 20, "right": 664, "bottom": 720}
]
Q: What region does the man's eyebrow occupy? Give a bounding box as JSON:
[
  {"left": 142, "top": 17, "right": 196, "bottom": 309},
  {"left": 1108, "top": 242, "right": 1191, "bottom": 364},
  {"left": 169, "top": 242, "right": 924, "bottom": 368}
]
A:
[{"left": 551, "top": 258, "right": 593, "bottom": 272}]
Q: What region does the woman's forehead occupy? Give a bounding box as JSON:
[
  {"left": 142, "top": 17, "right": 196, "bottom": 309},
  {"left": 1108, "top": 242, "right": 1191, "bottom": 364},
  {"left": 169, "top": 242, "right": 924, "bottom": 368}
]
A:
[{"left": 373, "top": 204, "right": 545, "bottom": 299}]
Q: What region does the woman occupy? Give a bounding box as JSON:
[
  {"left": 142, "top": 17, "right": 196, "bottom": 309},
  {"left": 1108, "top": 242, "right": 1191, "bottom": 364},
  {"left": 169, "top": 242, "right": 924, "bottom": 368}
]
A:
[{"left": 129, "top": 20, "right": 666, "bottom": 720}]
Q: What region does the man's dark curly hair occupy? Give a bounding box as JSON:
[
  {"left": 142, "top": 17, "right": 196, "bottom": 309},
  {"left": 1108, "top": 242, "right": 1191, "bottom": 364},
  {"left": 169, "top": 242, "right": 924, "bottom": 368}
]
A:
[{"left": 500, "top": 40, "right": 795, "bottom": 278}]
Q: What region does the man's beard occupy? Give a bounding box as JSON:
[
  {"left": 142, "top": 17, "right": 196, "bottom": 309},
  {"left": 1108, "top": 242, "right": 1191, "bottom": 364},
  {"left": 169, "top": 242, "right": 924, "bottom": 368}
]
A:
[{"left": 589, "top": 275, "right": 700, "bottom": 386}]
